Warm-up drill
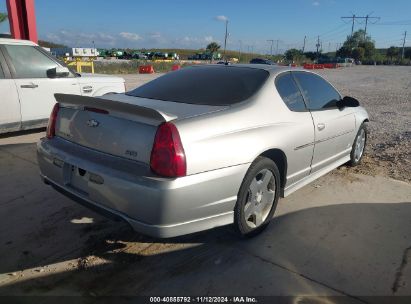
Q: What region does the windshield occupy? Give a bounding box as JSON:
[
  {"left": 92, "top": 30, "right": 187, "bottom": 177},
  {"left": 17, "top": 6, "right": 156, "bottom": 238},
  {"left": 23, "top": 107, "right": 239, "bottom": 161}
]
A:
[{"left": 126, "top": 66, "right": 269, "bottom": 106}]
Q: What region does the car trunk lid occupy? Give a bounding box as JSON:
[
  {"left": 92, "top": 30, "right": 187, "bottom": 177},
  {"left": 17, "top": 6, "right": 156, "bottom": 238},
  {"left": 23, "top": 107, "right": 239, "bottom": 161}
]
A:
[{"left": 54, "top": 94, "right": 226, "bottom": 164}]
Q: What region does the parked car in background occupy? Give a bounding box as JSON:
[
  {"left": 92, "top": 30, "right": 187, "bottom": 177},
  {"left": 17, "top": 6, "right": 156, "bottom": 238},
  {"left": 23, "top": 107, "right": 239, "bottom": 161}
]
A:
[
  {"left": 152, "top": 52, "right": 168, "bottom": 60},
  {"left": 250, "top": 58, "right": 276, "bottom": 65},
  {"left": 0, "top": 38, "right": 125, "bottom": 134},
  {"left": 38, "top": 65, "right": 368, "bottom": 238},
  {"left": 133, "top": 53, "right": 148, "bottom": 60}
]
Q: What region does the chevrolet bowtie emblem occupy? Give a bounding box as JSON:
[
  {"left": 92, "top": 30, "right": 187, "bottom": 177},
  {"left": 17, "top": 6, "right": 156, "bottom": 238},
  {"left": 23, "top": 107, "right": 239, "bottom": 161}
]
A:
[{"left": 87, "top": 119, "right": 99, "bottom": 127}]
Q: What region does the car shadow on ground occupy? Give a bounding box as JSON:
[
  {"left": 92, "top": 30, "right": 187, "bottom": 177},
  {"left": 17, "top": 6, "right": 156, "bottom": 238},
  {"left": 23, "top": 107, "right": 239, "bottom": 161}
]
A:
[
  {"left": 0, "top": 128, "right": 46, "bottom": 140},
  {"left": 1, "top": 199, "right": 410, "bottom": 298}
]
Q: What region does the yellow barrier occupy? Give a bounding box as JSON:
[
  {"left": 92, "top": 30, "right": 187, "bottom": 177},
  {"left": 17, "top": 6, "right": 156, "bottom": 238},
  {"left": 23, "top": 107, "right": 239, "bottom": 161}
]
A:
[
  {"left": 152, "top": 59, "right": 174, "bottom": 63},
  {"left": 64, "top": 57, "right": 95, "bottom": 73}
]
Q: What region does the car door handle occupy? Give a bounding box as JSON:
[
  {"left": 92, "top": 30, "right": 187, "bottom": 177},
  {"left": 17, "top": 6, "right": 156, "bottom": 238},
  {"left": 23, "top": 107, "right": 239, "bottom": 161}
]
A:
[
  {"left": 317, "top": 123, "right": 326, "bottom": 131},
  {"left": 21, "top": 83, "right": 39, "bottom": 89},
  {"left": 82, "top": 86, "right": 93, "bottom": 93}
]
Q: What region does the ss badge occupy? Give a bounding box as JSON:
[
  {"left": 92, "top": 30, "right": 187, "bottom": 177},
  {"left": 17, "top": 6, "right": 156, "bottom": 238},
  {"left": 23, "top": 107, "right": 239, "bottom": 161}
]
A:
[{"left": 125, "top": 150, "right": 138, "bottom": 158}]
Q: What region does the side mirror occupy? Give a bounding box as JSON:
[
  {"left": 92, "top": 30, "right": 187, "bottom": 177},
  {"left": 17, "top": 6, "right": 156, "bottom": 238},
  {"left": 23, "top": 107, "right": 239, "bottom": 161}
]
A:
[
  {"left": 337, "top": 96, "right": 360, "bottom": 108},
  {"left": 47, "top": 66, "right": 70, "bottom": 78}
]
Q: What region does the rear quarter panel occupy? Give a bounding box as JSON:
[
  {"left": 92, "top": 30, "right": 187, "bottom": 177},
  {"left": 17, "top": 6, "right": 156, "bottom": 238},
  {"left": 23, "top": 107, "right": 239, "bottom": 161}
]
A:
[{"left": 175, "top": 75, "right": 315, "bottom": 184}]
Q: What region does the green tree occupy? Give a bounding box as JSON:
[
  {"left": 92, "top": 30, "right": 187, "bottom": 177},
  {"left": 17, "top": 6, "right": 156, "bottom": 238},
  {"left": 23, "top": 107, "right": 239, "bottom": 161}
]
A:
[
  {"left": 336, "top": 46, "right": 352, "bottom": 58},
  {"left": 285, "top": 48, "right": 303, "bottom": 62},
  {"left": 372, "top": 52, "right": 385, "bottom": 64},
  {"left": 337, "top": 30, "right": 376, "bottom": 62},
  {"left": 206, "top": 42, "right": 221, "bottom": 53},
  {"left": 405, "top": 48, "right": 411, "bottom": 60},
  {"left": 0, "top": 13, "right": 7, "bottom": 23},
  {"left": 343, "top": 30, "right": 372, "bottom": 49},
  {"left": 359, "top": 41, "right": 375, "bottom": 59},
  {"left": 303, "top": 51, "right": 317, "bottom": 61},
  {"left": 386, "top": 46, "right": 399, "bottom": 62},
  {"left": 352, "top": 47, "right": 365, "bottom": 61}
]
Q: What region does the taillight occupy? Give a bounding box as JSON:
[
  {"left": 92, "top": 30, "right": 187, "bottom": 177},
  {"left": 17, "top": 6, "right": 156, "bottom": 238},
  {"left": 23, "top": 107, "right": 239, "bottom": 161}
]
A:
[
  {"left": 46, "top": 103, "right": 60, "bottom": 139},
  {"left": 150, "top": 122, "right": 186, "bottom": 177}
]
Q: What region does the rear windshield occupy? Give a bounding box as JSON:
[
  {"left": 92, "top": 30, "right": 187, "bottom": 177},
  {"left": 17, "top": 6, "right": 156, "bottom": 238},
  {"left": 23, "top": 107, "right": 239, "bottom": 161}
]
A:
[{"left": 126, "top": 66, "right": 269, "bottom": 105}]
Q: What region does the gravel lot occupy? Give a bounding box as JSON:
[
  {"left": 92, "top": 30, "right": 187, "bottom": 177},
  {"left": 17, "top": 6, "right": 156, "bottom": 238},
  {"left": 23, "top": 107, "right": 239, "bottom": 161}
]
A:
[
  {"left": 316, "top": 66, "right": 411, "bottom": 182},
  {"left": 123, "top": 65, "right": 411, "bottom": 182}
]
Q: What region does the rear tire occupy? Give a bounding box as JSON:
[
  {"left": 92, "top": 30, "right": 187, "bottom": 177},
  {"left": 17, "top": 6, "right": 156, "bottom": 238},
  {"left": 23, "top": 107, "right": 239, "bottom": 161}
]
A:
[
  {"left": 348, "top": 123, "right": 367, "bottom": 167},
  {"left": 234, "top": 157, "right": 280, "bottom": 238}
]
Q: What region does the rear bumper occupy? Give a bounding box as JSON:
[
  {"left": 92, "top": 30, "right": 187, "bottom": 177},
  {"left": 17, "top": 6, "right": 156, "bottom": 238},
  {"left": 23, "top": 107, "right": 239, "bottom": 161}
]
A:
[{"left": 37, "top": 137, "right": 249, "bottom": 238}]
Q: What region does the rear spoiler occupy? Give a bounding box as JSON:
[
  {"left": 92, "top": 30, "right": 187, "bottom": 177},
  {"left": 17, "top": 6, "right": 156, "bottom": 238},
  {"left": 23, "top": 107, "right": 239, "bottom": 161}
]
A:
[{"left": 55, "top": 94, "right": 172, "bottom": 125}]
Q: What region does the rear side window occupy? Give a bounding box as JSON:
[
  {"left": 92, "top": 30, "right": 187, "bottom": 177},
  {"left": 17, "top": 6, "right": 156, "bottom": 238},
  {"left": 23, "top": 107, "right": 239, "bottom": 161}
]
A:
[
  {"left": 293, "top": 72, "right": 341, "bottom": 110},
  {"left": 127, "top": 66, "right": 269, "bottom": 105},
  {"left": 275, "top": 72, "right": 306, "bottom": 111},
  {"left": 4, "top": 45, "right": 59, "bottom": 78}
]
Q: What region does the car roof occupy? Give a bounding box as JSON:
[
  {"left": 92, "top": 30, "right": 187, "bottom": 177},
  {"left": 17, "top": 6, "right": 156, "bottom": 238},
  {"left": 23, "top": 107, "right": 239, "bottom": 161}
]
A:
[
  {"left": 203, "top": 63, "right": 304, "bottom": 75},
  {"left": 0, "top": 38, "right": 38, "bottom": 46}
]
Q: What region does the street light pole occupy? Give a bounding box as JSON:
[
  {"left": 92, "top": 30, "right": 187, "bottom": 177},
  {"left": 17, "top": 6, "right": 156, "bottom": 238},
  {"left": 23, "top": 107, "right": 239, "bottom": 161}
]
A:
[
  {"left": 238, "top": 40, "right": 242, "bottom": 61},
  {"left": 223, "top": 20, "right": 228, "bottom": 59},
  {"left": 267, "top": 39, "right": 274, "bottom": 57}
]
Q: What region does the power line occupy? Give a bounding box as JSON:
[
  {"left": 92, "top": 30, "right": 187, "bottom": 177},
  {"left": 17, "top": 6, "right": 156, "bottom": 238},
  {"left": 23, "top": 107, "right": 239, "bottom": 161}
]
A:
[
  {"left": 320, "top": 29, "right": 352, "bottom": 40},
  {"left": 374, "top": 19, "right": 411, "bottom": 26},
  {"left": 318, "top": 23, "right": 350, "bottom": 37},
  {"left": 268, "top": 39, "right": 281, "bottom": 55},
  {"left": 365, "top": 14, "right": 380, "bottom": 36},
  {"left": 341, "top": 13, "right": 380, "bottom": 36},
  {"left": 341, "top": 14, "right": 356, "bottom": 36}
]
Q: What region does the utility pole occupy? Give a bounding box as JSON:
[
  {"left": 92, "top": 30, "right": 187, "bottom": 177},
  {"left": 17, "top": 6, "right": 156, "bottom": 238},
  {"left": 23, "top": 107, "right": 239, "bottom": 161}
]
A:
[
  {"left": 223, "top": 19, "right": 229, "bottom": 59},
  {"left": 364, "top": 15, "right": 369, "bottom": 35},
  {"left": 402, "top": 31, "right": 407, "bottom": 60},
  {"left": 302, "top": 35, "right": 306, "bottom": 53},
  {"left": 341, "top": 14, "right": 380, "bottom": 37},
  {"left": 341, "top": 14, "right": 356, "bottom": 36},
  {"left": 247, "top": 45, "right": 254, "bottom": 61},
  {"left": 267, "top": 39, "right": 274, "bottom": 57},
  {"left": 364, "top": 14, "right": 380, "bottom": 36},
  {"left": 316, "top": 36, "right": 321, "bottom": 60},
  {"left": 238, "top": 40, "right": 242, "bottom": 61},
  {"left": 275, "top": 39, "right": 280, "bottom": 55}
]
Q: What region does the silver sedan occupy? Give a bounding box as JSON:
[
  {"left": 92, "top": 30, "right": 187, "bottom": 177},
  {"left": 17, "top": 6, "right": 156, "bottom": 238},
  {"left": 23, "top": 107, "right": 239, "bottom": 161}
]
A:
[{"left": 37, "top": 65, "right": 369, "bottom": 238}]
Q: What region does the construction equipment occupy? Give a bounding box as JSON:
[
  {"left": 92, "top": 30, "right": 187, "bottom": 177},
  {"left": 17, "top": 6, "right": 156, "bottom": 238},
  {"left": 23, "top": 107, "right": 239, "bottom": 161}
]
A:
[{"left": 52, "top": 48, "right": 98, "bottom": 74}]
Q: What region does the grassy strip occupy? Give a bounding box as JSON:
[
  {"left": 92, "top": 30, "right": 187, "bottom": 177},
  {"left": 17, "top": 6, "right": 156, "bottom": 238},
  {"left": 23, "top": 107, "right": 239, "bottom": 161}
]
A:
[{"left": 93, "top": 60, "right": 195, "bottom": 74}]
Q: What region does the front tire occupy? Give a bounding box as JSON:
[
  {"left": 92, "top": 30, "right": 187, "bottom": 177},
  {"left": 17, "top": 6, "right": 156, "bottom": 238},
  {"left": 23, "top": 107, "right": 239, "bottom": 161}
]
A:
[
  {"left": 348, "top": 123, "right": 367, "bottom": 166},
  {"left": 234, "top": 157, "right": 280, "bottom": 237}
]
